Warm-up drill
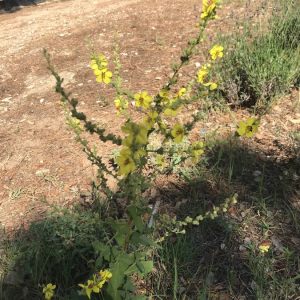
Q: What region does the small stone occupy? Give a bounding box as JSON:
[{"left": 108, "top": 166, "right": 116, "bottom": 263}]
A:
[
  {"left": 40, "top": 98, "right": 44, "bottom": 103},
  {"left": 195, "top": 62, "right": 201, "bottom": 68},
  {"left": 27, "top": 120, "right": 35, "bottom": 125},
  {"left": 239, "top": 245, "right": 247, "bottom": 251},
  {"left": 155, "top": 77, "right": 162, "bottom": 80},
  {"left": 1, "top": 97, "right": 12, "bottom": 103},
  {"left": 36, "top": 169, "right": 50, "bottom": 176},
  {"left": 244, "top": 237, "right": 251, "bottom": 245},
  {"left": 253, "top": 170, "right": 262, "bottom": 177}
]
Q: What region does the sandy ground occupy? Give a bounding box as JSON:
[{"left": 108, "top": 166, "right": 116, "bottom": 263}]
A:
[{"left": 1, "top": 0, "right": 299, "bottom": 233}]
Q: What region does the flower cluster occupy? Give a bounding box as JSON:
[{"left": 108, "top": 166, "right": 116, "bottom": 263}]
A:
[
  {"left": 259, "top": 244, "right": 270, "bottom": 254},
  {"left": 78, "top": 269, "right": 112, "bottom": 299},
  {"left": 190, "top": 141, "right": 204, "bottom": 163},
  {"left": 201, "top": 0, "right": 222, "bottom": 22},
  {"left": 114, "top": 96, "right": 129, "bottom": 116},
  {"left": 91, "top": 54, "right": 112, "bottom": 84},
  {"left": 237, "top": 117, "right": 260, "bottom": 137},
  {"left": 197, "top": 46, "right": 223, "bottom": 91},
  {"left": 163, "top": 88, "right": 186, "bottom": 117},
  {"left": 155, "top": 194, "right": 238, "bottom": 237},
  {"left": 116, "top": 122, "right": 148, "bottom": 176},
  {"left": 180, "top": 194, "right": 238, "bottom": 226},
  {"left": 43, "top": 283, "right": 56, "bottom": 300},
  {"left": 66, "top": 118, "right": 82, "bottom": 134}
]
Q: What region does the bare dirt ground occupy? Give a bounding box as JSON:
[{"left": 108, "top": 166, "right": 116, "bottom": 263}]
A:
[{"left": 0, "top": 0, "right": 299, "bottom": 233}]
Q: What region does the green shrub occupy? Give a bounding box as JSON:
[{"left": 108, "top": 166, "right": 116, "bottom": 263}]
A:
[{"left": 216, "top": 0, "right": 300, "bottom": 108}]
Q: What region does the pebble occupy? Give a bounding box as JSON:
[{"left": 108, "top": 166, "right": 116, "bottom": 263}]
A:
[
  {"left": 244, "top": 237, "right": 251, "bottom": 245},
  {"left": 36, "top": 169, "right": 50, "bottom": 176},
  {"left": 195, "top": 62, "right": 201, "bottom": 68},
  {"left": 40, "top": 98, "right": 44, "bottom": 103},
  {"left": 1, "top": 97, "right": 12, "bottom": 103},
  {"left": 253, "top": 170, "right": 262, "bottom": 177},
  {"left": 239, "top": 245, "right": 247, "bottom": 251}
]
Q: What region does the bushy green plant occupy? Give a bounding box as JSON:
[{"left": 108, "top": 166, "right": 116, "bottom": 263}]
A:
[
  {"left": 2, "top": 1, "right": 267, "bottom": 299},
  {"left": 216, "top": 0, "right": 300, "bottom": 108},
  {"left": 1, "top": 206, "right": 106, "bottom": 299},
  {"left": 40, "top": 0, "right": 264, "bottom": 297}
]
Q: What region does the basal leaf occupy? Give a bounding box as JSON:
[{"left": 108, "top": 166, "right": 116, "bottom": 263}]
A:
[{"left": 129, "top": 232, "right": 161, "bottom": 248}]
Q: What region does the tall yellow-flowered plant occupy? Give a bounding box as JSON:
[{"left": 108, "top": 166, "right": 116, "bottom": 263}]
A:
[{"left": 44, "top": 0, "right": 260, "bottom": 299}]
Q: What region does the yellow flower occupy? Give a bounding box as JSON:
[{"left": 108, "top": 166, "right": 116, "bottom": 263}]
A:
[
  {"left": 143, "top": 111, "right": 158, "bottom": 130},
  {"left": 171, "top": 123, "right": 184, "bottom": 144},
  {"left": 134, "top": 91, "right": 152, "bottom": 109},
  {"left": 196, "top": 215, "right": 204, "bottom": 221},
  {"left": 185, "top": 216, "right": 193, "bottom": 223},
  {"left": 159, "top": 89, "right": 169, "bottom": 100},
  {"left": 66, "top": 118, "right": 82, "bottom": 133},
  {"left": 198, "top": 69, "right": 209, "bottom": 83},
  {"left": 237, "top": 118, "right": 259, "bottom": 137},
  {"left": 94, "top": 68, "right": 113, "bottom": 84},
  {"left": 203, "top": 63, "right": 211, "bottom": 69},
  {"left": 43, "top": 283, "right": 56, "bottom": 300},
  {"left": 79, "top": 280, "right": 100, "bottom": 299},
  {"left": 157, "top": 155, "right": 166, "bottom": 167},
  {"left": 100, "top": 269, "right": 113, "bottom": 282},
  {"left": 173, "top": 88, "right": 186, "bottom": 99},
  {"left": 114, "top": 97, "right": 128, "bottom": 116},
  {"left": 191, "top": 141, "right": 204, "bottom": 163},
  {"left": 116, "top": 152, "right": 135, "bottom": 176},
  {"left": 209, "top": 45, "right": 224, "bottom": 60},
  {"left": 201, "top": 0, "right": 220, "bottom": 19},
  {"left": 91, "top": 54, "right": 108, "bottom": 70},
  {"left": 203, "top": 78, "right": 218, "bottom": 90},
  {"left": 95, "top": 269, "right": 112, "bottom": 288},
  {"left": 259, "top": 244, "right": 270, "bottom": 254}
]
